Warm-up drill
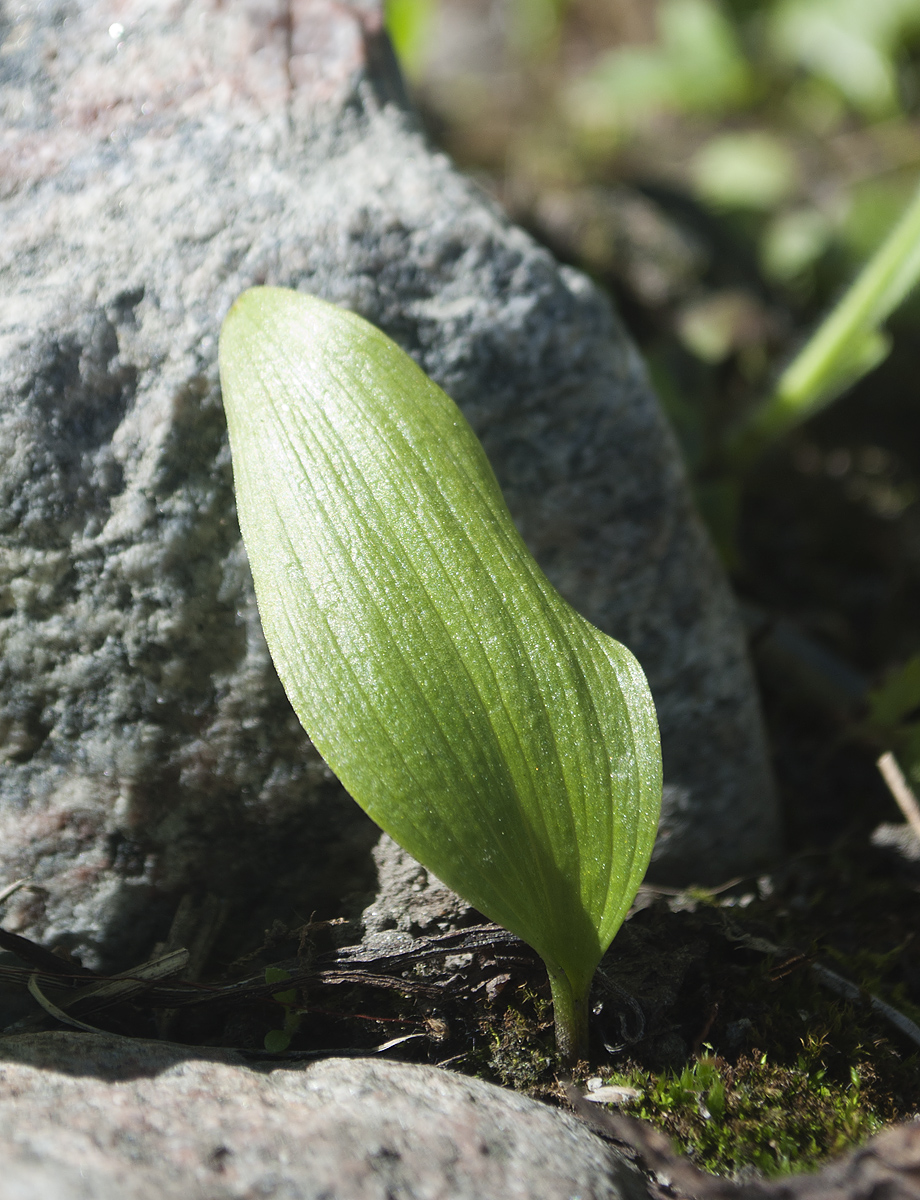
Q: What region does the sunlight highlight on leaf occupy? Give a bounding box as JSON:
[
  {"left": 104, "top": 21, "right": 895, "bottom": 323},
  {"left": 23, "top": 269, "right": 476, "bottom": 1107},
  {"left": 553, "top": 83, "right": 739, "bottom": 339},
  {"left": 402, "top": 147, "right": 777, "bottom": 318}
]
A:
[{"left": 219, "top": 287, "right": 662, "bottom": 1060}]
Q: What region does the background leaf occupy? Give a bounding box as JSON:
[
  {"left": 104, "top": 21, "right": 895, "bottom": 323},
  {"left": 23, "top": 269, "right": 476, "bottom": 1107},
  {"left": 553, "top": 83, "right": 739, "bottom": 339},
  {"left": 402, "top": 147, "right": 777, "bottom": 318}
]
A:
[{"left": 219, "top": 287, "right": 662, "bottom": 1003}]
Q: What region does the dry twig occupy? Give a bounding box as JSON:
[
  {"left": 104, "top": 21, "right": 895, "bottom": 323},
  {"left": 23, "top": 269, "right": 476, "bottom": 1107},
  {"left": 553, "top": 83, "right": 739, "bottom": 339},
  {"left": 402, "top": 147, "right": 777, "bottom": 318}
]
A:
[{"left": 877, "top": 752, "right": 920, "bottom": 845}]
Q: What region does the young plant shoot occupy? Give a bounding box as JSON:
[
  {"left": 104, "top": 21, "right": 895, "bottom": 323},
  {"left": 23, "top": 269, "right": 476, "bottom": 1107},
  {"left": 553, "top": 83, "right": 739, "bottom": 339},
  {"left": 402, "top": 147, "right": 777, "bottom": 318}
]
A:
[{"left": 219, "top": 287, "right": 662, "bottom": 1064}]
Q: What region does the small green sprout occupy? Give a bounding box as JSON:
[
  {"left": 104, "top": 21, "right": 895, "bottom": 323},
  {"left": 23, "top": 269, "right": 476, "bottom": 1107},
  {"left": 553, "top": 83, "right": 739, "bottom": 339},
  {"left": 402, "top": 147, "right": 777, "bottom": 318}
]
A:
[
  {"left": 263, "top": 966, "right": 302, "bottom": 1053},
  {"left": 219, "top": 287, "right": 662, "bottom": 1064}
]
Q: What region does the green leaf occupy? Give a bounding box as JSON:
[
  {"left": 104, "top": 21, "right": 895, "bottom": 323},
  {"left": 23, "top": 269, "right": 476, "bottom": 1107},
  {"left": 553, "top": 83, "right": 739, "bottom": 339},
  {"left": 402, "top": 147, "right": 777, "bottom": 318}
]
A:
[
  {"left": 264, "top": 966, "right": 297, "bottom": 1005},
  {"left": 264, "top": 967, "right": 293, "bottom": 985},
  {"left": 264, "top": 1029, "right": 292, "bottom": 1053},
  {"left": 219, "top": 287, "right": 662, "bottom": 1058},
  {"left": 735, "top": 178, "right": 920, "bottom": 458}
]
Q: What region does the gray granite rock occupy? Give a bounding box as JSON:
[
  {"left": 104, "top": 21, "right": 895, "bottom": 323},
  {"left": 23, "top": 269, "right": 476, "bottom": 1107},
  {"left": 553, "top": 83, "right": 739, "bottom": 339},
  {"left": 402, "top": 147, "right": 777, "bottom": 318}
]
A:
[
  {"left": 362, "top": 833, "right": 474, "bottom": 942},
  {"left": 0, "top": 0, "right": 777, "bottom": 967},
  {"left": 0, "top": 1031, "right": 648, "bottom": 1200},
  {"left": 2, "top": 1031, "right": 918, "bottom": 1200}
]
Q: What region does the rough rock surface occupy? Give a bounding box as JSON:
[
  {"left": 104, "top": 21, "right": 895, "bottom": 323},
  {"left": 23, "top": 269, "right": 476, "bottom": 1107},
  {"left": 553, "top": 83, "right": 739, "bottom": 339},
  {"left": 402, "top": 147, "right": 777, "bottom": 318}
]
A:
[
  {"left": 361, "top": 833, "right": 474, "bottom": 942},
  {"left": 0, "top": 0, "right": 777, "bottom": 966},
  {"left": 0, "top": 1031, "right": 647, "bottom": 1200},
  {"left": 1, "top": 1032, "right": 919, "bottom": 1200}
]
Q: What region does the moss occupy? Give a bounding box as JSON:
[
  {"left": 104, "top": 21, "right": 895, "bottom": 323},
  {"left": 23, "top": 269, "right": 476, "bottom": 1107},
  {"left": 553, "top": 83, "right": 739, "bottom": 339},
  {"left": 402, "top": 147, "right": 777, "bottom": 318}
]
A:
[
  {"left": 12, "top": 835, "right": 911, "bottom": 1183},
  {"left": 467, "top": 985, "right": 894, "bottom": 1179},
  {"left": 471, "top": 955, "right": 900, "bottom": 1178},
  {"left": 601, "top": 1047, "right": 886, "bottom": 1177},
  {"left": 486, "top": 1009, "right": 554, "bottom": 1090},
  {"left": 472, "top": 987, "right": 559, "bottom": 1092},
  {"left": 455, "top": 841, "right": 920, "bottom": 1178}
]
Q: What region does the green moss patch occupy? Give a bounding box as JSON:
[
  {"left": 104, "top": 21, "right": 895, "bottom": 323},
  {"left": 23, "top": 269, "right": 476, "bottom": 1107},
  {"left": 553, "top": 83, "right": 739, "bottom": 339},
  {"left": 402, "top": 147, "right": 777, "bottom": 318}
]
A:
[{"left": 604, "top": 1050, "right": 885, "bottom": 1177}]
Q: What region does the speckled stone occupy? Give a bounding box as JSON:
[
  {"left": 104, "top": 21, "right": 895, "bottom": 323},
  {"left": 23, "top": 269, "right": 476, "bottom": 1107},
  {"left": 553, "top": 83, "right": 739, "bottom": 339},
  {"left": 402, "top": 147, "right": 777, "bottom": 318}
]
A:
[
  {"left": 0, "top": 1031, "right": 648, "bottom": 1200},
  {"left": 0, "top": 0, "right": 777, "bottom": 967}
]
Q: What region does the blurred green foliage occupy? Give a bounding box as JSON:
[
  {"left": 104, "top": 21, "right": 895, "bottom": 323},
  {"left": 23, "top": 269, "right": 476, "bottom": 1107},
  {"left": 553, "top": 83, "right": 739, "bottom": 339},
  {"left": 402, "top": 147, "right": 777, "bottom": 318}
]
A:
[
  {"left": 769, "top": 0, "right": 920, "bottom": 116},
  {"left": 739, "top": 180, "right": 920, "bottom": 455},
  {"left": 384, "top": 0, "right": 920, "bottom": 431},
  {"left": 867, "top": 656, "right": 920, "bottom": 786},
  {"left": 692, "top": 132, "right": 797, "bottom": 211},
  {"left": 384, "top": 0, "right": 920, "bottom": 565},
  {"left": 566, "top": 0, "right": 754, "bottom": 138},
  {"left": 384, "top": 0, "right": 436, "bottom": 79},
  {"left": 565, "top": 0, "right": 920, "bottom": 132},
  {"left": 394, "top": 1, "right": 917, "bottom": 294},
  {"left": 868, "top": 655, "right": 920, "bottom": 729}
]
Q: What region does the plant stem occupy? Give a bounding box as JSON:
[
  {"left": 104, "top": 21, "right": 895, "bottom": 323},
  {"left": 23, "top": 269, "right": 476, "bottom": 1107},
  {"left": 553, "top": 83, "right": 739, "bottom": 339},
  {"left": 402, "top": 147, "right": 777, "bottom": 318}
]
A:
[
  {"left": 733, "top": 178, "right": 920, "bottom": 461},
  {"left": 547, "top": 964, "right": 590, "bottom": 1067}
]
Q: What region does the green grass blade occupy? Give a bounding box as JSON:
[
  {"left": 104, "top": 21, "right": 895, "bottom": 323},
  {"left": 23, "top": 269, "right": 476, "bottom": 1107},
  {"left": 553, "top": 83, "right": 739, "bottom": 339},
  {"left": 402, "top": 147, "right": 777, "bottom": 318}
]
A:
[
  {"left": 219, "top": 287, "right": 661, "bottom": 1019},
  {"left": 737, "top": 178, "right": 920, "bottom": 455}
]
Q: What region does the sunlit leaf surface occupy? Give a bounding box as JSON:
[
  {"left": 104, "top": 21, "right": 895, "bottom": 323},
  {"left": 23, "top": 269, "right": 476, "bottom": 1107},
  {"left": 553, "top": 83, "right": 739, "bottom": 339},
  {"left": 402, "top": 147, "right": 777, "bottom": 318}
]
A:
[{"left": 219, "top": 287, "right": 662, "bottom": 1005}]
